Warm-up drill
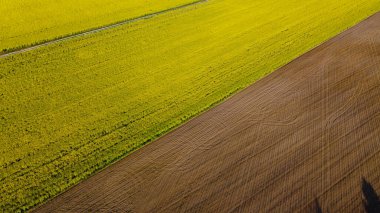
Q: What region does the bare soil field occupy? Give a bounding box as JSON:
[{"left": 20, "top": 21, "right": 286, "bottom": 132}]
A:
[{"left": 35, "top": 12, "right": 380, "bottom": 213}]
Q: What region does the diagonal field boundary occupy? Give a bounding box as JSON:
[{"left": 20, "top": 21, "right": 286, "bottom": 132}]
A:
[
  {"left": 0, "top": 0, "right": 208, "bottom": 59},
  {"left": 33, "top": 12, "right": 380, "bottom": 212}
]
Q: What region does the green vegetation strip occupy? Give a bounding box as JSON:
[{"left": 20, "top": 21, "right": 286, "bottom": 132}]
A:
[{"left": 1, "top": 0, "right": 380, "bottom": 211}]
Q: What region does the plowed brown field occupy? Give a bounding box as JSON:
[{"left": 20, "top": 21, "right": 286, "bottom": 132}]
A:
[{"left": 35, "top": 12, "right": 380, "bottom": 213}]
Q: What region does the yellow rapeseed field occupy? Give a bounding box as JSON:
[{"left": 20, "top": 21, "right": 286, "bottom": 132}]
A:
[
  {"left": 1, "top": 0, "right": 380, "bottom": 211},
  {"left": 0, "top": 0, "right": 197, "bottom": 51}
]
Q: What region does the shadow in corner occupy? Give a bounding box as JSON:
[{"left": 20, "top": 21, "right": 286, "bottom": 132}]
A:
[
  {"left": 362, "top": 178, "right": 380, "bottom": 213},
  {"left": 314, "top": 199, "right": 322, "bottom": 213}
]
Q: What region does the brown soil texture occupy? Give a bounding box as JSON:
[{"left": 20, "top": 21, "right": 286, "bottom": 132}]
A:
[{"left": 35, "top": 12, "right": 380, "bottom": 213}]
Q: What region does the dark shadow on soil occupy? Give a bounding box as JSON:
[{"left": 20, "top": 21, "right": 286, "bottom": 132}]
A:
[
  {"left": 315, "top": 199, "right": 322, "bottom": 213},
  {"left": 362, "top": 178, "right": 380, "bottom": 213}
]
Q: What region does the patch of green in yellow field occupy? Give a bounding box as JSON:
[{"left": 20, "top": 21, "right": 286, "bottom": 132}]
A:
[
  {"left": 0, "top": 0, "right": 198, "bottom": 51},
  {"left": 1, "top": 0, "right": 380, "bottom": 211}
]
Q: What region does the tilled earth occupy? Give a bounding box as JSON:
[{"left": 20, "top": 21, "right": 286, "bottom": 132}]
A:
[{"left": 35, "top": 12, "right": 380, "bottom": 213}]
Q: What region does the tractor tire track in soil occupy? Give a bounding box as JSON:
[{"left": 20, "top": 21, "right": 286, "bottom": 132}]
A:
[{"left": 35, "top": 12, "right": 380, "bottom": 212}]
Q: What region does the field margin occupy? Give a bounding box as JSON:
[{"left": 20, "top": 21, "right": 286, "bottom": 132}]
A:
[{"left": 0, "top": 0, "right": 208, "bottom": 58}]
